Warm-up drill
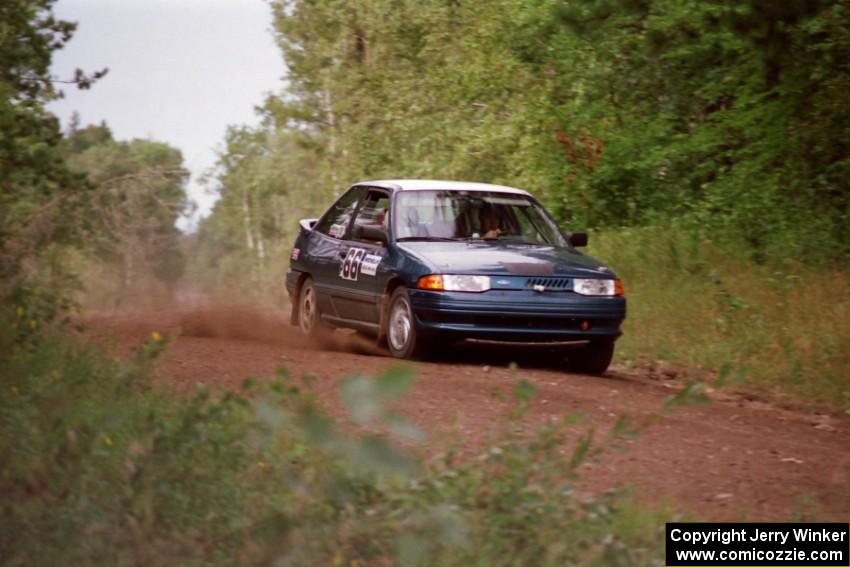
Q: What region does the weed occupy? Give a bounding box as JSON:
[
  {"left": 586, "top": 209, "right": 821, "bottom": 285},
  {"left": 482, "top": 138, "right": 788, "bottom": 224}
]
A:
[
  {"left": 589, "top": 225, "right": 850, "bottom": 410},
  {"left": 0, "top": 314, "right": 667, "bottom": 566}
]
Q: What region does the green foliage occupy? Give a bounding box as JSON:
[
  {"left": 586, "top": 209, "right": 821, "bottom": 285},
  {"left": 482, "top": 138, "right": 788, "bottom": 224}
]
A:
[
  {"left": 0, "top": 0, "right": 106, "bottom": 290},
  {"left": 544, "top": 0, "right": 850, "bottom": 259},
  {"left": 6, "top": 282, "right": 79, "bottom": 346},
  {"left": 589, "top": 225, "right": 850, "bottom": 410},
  {"left": 664, "top": 381, "right": 711, "bottom": 409},
  {"left": 194, "top": 0, "right": 849, "bottom": 300},
  {"left": 0, "top": 318, "right": 666, "bottom": 566},
  {"left": 185, "top": 0, "right": 850, "bottom": 409},
  {"left": 1, "top": 1, "right": 186, "bottom": 311},
  {"left": 61, "top": 123, "right": 190, "bottom": 306},
  {"left": 187, "top": 127, "right": 325, "bottom": 302}
]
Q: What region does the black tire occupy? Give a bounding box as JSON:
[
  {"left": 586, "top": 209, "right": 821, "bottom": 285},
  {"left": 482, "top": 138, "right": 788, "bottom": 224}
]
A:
[
  {"left": 385, "top": 286, "right": 430, "bottom": 359},
  {"left": 297, "top": 278, "right": 326, "bottom": 338},
  {"left": 568, "top": 341, "right": 615, "bottom": 376}
]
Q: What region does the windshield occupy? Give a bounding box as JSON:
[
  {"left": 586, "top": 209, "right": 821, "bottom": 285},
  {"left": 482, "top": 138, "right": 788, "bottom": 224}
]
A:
[{"left": 393, "top": 190, "right": 566, "bottom": 246}]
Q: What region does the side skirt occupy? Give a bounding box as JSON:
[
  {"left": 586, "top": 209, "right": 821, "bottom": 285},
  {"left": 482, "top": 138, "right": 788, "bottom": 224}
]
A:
[{"left": 320, "top": 315, "right": 380, "bottom": 336}]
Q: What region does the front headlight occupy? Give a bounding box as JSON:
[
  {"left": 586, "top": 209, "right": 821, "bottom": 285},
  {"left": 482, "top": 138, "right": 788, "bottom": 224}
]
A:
[
  {"left": 573, "top": 278, "right": 623, "bottom": 296},
  {"left": 416, "top": 275, "right": 491, "bottom": 292}
]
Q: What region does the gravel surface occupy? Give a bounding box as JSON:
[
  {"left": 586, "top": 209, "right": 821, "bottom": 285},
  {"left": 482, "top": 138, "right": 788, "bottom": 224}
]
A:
[{"left": 82, "top": 306, "right": 850, "bottom": 521}]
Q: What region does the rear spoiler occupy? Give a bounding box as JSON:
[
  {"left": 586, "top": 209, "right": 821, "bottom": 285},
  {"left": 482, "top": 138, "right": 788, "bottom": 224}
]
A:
[{"left": 299, "top": 218, "right": 318, "bottom": 232}]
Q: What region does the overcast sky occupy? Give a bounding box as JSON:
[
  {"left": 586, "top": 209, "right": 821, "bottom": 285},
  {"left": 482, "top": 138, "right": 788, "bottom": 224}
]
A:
[{"left": 48, "top": 0, "right": 285, "bottom": 231}]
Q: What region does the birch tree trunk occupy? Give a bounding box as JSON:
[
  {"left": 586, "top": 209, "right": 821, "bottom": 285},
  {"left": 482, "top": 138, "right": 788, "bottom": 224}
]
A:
[
  {"left": 323, "top": 88, "right": 338, "bottom": 187},
  {"left": 242, "top": 188, "right": 255, "bottom": 252}
]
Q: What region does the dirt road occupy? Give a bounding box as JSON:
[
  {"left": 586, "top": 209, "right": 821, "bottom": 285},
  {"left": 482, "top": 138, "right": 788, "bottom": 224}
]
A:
[{"left": 84, "top": 306, "right": 850, "bottom": 521}]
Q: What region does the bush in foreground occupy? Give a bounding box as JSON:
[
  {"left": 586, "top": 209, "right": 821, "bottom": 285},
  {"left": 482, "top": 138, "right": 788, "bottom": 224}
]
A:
[{"left": 0, "top": 319, "right": 665, "bottom": 566}]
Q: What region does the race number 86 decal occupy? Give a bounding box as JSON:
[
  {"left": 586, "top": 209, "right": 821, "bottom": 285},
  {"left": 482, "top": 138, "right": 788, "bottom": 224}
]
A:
[{"left": 340, "top": 247, "right": 367, "bottom": 281}]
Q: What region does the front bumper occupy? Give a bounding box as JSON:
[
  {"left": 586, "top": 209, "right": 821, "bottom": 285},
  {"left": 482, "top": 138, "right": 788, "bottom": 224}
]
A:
[{"left": 409, "top": 289, "right": 625, "bottom": 343}]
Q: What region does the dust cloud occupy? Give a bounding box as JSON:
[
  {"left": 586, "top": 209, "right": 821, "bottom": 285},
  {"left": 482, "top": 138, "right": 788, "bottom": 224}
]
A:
[
  {"left": 179, "top": 304, "right": 386, "bottom": 356},
  {"left": 81, "top": 300, "right": 387, "bottom": 357}
]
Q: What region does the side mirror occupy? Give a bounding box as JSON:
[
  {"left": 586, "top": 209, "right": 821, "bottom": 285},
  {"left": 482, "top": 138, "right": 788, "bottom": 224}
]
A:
[
  {"left": 299, "top": 218, "right": 319, "bottom": 232},
  {"left": 360, "top": 224, "right": 388, "bottom": 246},
  {"left": 568, "top": 232, "right": 588, "bottom": 247}
]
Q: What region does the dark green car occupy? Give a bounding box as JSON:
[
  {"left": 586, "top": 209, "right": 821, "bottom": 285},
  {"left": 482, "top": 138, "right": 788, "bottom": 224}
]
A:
[{"left": 286, "top": 180, "right": 625, "bottom": 374}]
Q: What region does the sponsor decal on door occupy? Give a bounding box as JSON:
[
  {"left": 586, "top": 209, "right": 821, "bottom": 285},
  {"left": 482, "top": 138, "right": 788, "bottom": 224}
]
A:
[{"left": 360, "top": 254, "right": 382, "bottom": 276}]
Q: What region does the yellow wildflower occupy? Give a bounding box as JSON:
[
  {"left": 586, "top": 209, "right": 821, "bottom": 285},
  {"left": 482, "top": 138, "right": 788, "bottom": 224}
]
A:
[
  {"left": 150, "top": 330, "right": 162, "bottom": 342},
  {"left": 29, "top": 319, "right": 37, "bottom": 330},
  {"left": 16, "top": 306, "right": 24, "bottom": 318}
]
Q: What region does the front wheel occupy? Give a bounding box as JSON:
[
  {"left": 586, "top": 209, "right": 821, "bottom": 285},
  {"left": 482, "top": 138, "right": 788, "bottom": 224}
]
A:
[
  {"left": 568, "top": 341, "right": 615, "bottom": 376},
  {"left": 386, "top": 287, "right": 430, "bottom": 359}
]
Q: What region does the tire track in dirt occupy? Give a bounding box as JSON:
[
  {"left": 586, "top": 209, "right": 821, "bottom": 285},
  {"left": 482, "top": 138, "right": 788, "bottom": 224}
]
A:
[{"left": 82, "top": 306, "right": 850, "bottom": 521}]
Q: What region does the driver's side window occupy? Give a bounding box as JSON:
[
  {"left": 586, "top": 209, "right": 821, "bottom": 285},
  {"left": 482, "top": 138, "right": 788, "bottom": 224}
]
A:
[{"left": 350, "top": 189, "right": 390, "bottom": 243}]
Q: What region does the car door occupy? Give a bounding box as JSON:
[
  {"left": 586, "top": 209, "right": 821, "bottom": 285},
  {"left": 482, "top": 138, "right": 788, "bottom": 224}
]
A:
[
  {"left": 306, "top": 186, "right": 364, "bottom": 317},
  {"left": 332, "top": 188, "right": 391, "bottom": 324}
]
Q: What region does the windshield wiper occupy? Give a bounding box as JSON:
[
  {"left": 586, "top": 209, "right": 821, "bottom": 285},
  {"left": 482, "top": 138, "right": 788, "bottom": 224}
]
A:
[
  {"left": 396, "top": 236, "right": 460, "bottom": 242},
  {"left": 461, "top": 235, "right": 547, "bottom": 245},
  {"left": 501, "top": 238, "right": 545, "bottom": 245}
]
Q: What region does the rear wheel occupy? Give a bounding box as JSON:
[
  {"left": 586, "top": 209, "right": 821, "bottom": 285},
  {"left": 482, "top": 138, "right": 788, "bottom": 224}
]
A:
[
  {"left": 298, "top": 278, "right": 325, "bottom": 338},
  {"left": 568, "top": 341, "right": 615, "bottom": 376},
  {"left": 386, "top": 287, "right": 430, "bottom": 359}
]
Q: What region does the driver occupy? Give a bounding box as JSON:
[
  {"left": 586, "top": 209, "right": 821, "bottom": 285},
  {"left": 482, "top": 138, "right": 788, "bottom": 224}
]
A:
[
  {"left": 374, "top": 208, "right": 388, "bottom": 229},
  {"left": 479, "top": 204, "right": 502, "bottom": 239}
]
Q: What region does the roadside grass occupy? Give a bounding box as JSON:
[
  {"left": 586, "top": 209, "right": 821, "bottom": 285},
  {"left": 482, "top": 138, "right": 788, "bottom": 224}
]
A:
[
  {"left": 0, "top": 316, "right": 668, "bottom": 566},
  {"left": 589, "top": 226, "right": 850, "bottom": 411}
]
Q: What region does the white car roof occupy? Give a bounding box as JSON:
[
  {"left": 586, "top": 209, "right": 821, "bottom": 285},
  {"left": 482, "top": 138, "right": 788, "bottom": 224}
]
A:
[{"left": 358, "top": 179, "right": 531, "bottom": 196}]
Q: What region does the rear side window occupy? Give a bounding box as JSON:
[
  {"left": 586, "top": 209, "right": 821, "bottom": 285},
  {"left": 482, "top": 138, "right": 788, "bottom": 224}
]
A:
[{"left": 315, "top": 188, "right": 362, "bottom": 239}]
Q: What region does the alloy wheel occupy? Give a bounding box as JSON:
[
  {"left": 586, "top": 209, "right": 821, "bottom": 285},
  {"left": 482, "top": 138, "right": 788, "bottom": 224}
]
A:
[
  {"left": 299, "top": 282, "right": 317, "bottom": 335},
  {"left": 388, "top": 297, "right": 412, "bottom": 352}
]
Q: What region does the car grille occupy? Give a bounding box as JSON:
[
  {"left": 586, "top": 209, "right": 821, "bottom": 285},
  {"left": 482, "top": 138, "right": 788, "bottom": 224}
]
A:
[{"left": 524, "top": 277, "right": 570, "bottom": 290}]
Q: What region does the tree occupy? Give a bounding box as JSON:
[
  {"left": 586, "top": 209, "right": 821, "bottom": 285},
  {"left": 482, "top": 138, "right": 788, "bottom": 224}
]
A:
[
  {"left": 548, "top": 0, "right": 850, "bottom": 257},
  {"left": 0, "top": 0, "right": 106, "bottom": 293},
  {"left": 63, "top": 124, "right": 189, "bottom": 303},
  {"left": 198, "top": 0, "right": 849, "bottom": 285},
  {"left": 189, "top": 125, "right": 323, "bottom": 300}
]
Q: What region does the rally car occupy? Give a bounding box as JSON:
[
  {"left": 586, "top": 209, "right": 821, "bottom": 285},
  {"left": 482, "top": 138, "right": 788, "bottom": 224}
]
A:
[{"left": 285, "top": 180, "right": 625, "bottom": 374}]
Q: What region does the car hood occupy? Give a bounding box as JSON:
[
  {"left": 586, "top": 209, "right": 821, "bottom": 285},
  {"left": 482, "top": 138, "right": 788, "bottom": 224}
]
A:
[{"left": 397, "top": 241, "right": 615, "bottom": 278}]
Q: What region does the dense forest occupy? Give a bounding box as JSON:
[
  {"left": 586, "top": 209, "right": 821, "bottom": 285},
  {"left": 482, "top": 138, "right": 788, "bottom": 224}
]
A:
[
  {"left": 4, "top": 0, "right": 848, "bottom": 305},
  {"left": 2, "top": 1, "right": 849, "bottom": 563},
  {"left": 193, "top": 0, "right": 850, "bottom": 298}
]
